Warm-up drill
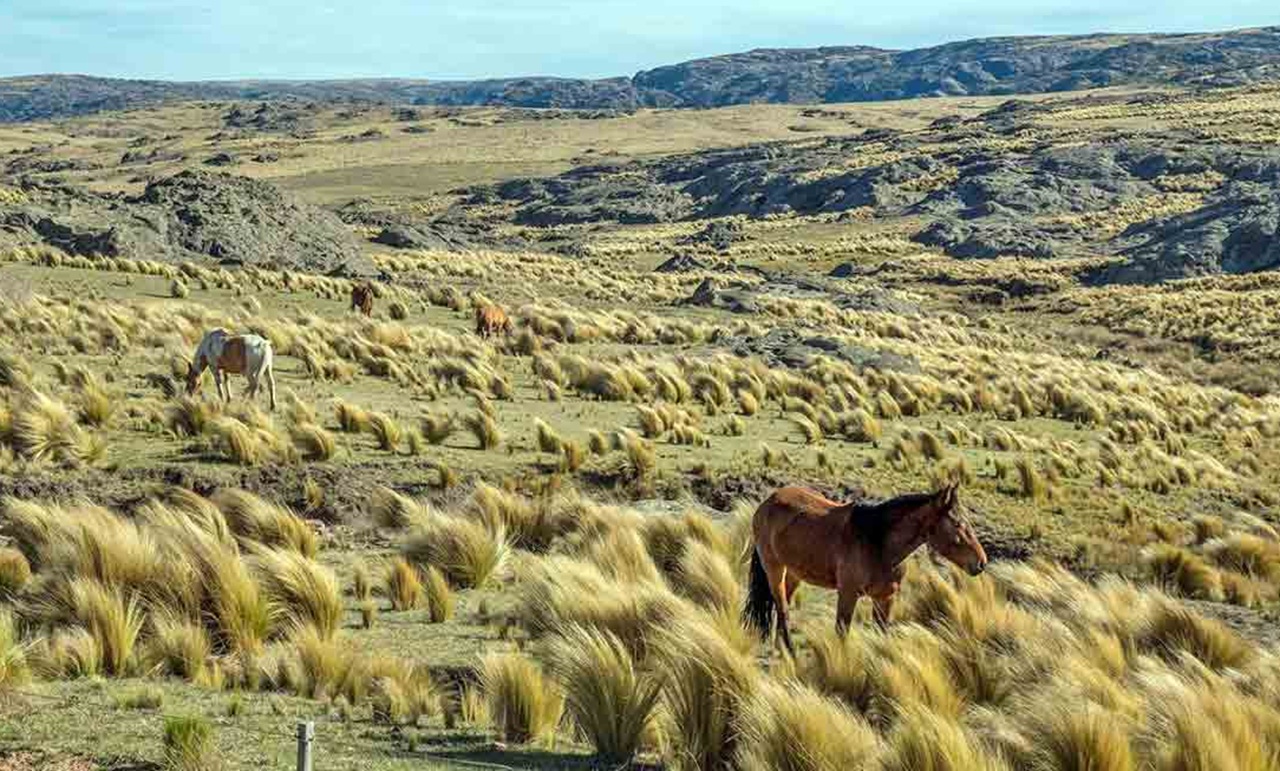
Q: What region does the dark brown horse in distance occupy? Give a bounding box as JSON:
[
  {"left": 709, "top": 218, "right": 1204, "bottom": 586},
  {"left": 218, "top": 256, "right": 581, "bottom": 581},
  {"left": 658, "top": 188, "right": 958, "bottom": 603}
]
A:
[
  {"left": 475, "top": 303, "right": 513, "bottom": 338},
  {"left": 351, "top": 282, "right": 375, "bottom": 317},
  {"left": 744, "top": 483, "right": 987, "bottom": 652}
]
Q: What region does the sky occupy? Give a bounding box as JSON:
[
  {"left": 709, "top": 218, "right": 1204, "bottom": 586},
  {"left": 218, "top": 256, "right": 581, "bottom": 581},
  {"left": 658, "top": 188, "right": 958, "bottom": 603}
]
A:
[{"left": 1, "top": 1, "right": 1276, "bottom": 81}]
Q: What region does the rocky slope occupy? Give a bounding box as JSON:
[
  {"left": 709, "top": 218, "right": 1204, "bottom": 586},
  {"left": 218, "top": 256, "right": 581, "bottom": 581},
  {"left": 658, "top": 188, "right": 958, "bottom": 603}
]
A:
[
  {"left": 0, "top": 171, "right": 372, "bottom": 275},
  {"left": 4, "top": 26, "right": 1279, "bottom": 121},
  {"left": 459, "top": 88, "right": 1280, "bottom": 284}
]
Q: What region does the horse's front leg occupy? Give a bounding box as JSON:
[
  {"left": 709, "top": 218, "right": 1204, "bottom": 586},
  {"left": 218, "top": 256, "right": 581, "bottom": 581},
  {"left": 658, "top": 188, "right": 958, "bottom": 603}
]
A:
[
  {"left": 212, "top": 368, "right": 226, "bottom": 402},
  {"left": 872, "top": 588, "right": 897, "bottom": 631},
  {"left": 835, "top": 585, "right": 861, "bottom": 637}
]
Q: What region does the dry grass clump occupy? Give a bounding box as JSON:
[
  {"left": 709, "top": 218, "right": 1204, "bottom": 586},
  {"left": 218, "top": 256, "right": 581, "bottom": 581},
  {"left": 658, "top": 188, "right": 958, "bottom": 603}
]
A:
[
  {"left": 464, "top": 411, "right": 502, "bottom": 450},
  {"left": 0, "top": 548, "right": 31, "bottom": 597},
  {"left": 8, "top": 391, "right": 96, "bottom": 466},
  {"left": 163, "top": 714, "right": 214, "bottom": 771},
  {"left": 249, "top": 547, "right": 342, "bottom": 638},
  {"left": 366, "top": 411, "right": 403, "bottom": 452},
  {"left": 370, "top": 487, "right": 429, "bottom": 530},
  {"left": 420, "top": 412, "right": 456, "bottom": 444},
  {"left": 211, "top": 488, "right": 317, "bottom": 557},
  {"left": 423, "top": 565, "right": 454, "bottom": 622},
  {"left": 290, "top": 422, "right": 335, "bottom": 461},
  {"left": 1204, "top": 534, "right": 1280, "bottom": 583},
  {"left": 1136, "top": 601, "right": 1253, "bottom": 671},
  {"left": 146, "top": 612, "right": 212, "bottom": 684},
  {"left": 736, "top": 679, "right": 883, "bottom": 771},
  {"left": 652, "top": 612, "right": 759, "bottom": 770},
  {"left": 881, "top": 705, "right": 1006, "bottom": 771},
  {"left": 0, "top": 610, "right": 31, "bottom": 689},
  {"left": 1144, "top": 545, "right": 1223, "bottom": 601},
  {"left": 480, "top": 653, "right": 564, "bottom": 745},
  {"left": 386, "top": 557, "right": 424, "bottom": 611},
  {"left": 334, "top": 400, "right": 369, "bottom": 433},
  {"left": 402, "top": 513, "right": 510, "bottom": 589},
  {"left": 546, "top": 624, "right": 663, "bottom": 761}
]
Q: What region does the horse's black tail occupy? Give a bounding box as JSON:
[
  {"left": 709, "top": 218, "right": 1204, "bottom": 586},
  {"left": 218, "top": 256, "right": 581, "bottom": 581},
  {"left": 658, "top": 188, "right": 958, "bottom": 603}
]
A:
[{"left": 743, "top": 548, "right": 775, "bottom": 641}]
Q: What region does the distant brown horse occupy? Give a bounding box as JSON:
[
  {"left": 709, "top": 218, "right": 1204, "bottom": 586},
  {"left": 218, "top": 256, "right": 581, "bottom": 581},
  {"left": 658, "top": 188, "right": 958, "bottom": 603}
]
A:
[
  {"left": 351, "top": 282, "right": 375, "bottom": 317},
  {"left": 474, "top": 304, "right": 512, "bottom": 338},
  {"left": 744, "top": 483, "right": 987, "bottom": 652}
]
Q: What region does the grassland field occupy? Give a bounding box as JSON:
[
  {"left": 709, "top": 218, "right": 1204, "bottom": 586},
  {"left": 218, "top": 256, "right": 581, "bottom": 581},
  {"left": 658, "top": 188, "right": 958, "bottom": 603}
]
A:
[{"left": 2, "top": 85, "right": 1280, "bottom": 770}]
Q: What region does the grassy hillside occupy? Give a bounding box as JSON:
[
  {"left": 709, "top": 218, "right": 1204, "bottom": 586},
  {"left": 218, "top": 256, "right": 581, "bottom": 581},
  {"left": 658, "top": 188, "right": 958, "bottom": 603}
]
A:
[{"left": 2, "top": 85, "right": 1280, "bottom": 769}]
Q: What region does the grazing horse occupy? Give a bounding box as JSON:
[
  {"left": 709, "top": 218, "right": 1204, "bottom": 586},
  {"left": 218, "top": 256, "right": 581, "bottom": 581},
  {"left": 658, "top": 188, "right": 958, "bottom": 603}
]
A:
[
  {"left": 185, "top": 328, "right": 278, "bottom": 411},
  {"left": 351, "top": 282, "right": 375, "bottom": 317},
  {"left": 474, "top": 304, "right": 512, "bottom": 338},
  {"left": 744, "top": 483, "right": 987, "bottom": 653}
]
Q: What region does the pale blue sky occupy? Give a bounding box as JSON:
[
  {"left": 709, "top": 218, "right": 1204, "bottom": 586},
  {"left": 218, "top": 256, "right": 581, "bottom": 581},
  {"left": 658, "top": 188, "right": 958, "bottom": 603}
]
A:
[{"left": 1, "top": 1, "right": 1276, "bottom": 81}]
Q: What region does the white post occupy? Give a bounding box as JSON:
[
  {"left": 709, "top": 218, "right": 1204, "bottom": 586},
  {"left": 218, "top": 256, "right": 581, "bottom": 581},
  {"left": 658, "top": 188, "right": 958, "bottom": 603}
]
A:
[{"left": 296, "top": 721, "right": 314, "bottom": 771}]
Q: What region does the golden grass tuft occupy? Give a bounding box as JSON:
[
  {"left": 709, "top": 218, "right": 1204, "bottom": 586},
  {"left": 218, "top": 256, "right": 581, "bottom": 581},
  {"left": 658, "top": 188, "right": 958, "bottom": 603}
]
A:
[
  {"left": 249, "top": 546, "right": 343, "bottom": 638},
  {"left": 334, "top": 400, "right": 369, "bottom": 433},
  {"left": 163, "top": 714, "right": 214, "bottom": 771},
  {"left": 480, "top": 653, "right": 564, "bottom": 745},
  {"left": 882, "top": 706, "right": 1008, "bottom": 771},
  {"left": 370, "top": 486, "right": 429, "bottom": 530},
  {"left": 0, "top": 548, "right": 31, "bottom": 597},
  {"left": 386, "top": 557, "right": 424, "bottom": 611},
  {"left": 735, "top": 679, "right": 882, "bottom": 771},
  {"left": 1137, "top": 602, "right": 1253, "bottom": 671},
  {"left": 547, "top": 624, "right": 663, "bottom": 762},
  {"left": 1144, "top": 545, "right": 1223, "bottom": 601},
  {"left": 11, "top": 391, "right": 90, "bottom": 466},
  {"left": 1016, "top": 702, "right": 1136, "bottom": 771},
  {"left": 290, "top": 422, "right": 336, "bottom": 461},
  {"left": 0, "top": 610, "right": 31, "bottom": 690},
  {"left": 366, "top": 411, "right": 403, "bottom": 452},
  {"left": 211, "top": 488, "right": 317, "bottom": 557},
  {"left": 146, "top": 611, "right": 212, "bottom": 684},
  {"left": 421, "top": 412, "right": 456, "bottom": 444},
  {"left": 65, "top": 578, "right": 144, "bottom": 677},
  {"left": 465, "top": 411, "right": 502, "bottom": 450},
  {"left": 423, "top": 565, "right": 454, "bottom": 623},
  {"left": 403, "top": 514, "right": 509, "bottom": 589}
]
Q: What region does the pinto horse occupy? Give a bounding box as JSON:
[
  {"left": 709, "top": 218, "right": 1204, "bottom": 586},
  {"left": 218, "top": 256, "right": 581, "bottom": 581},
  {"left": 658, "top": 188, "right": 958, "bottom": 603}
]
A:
[
  {"left": 185, "top": 328, "right": 278, "bottom": 411},
  {"left": 351, "top": 282, "right": 375, "bottom": 317},
  {"left": 744, "top": 483, "right": 987, "bottom": 652}
]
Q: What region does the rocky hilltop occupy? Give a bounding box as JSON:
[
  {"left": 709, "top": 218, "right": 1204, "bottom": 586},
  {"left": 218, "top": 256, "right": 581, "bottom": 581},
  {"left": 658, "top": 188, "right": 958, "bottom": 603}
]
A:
[
  {"left": 3, "top": 26, "right": 1279, "bottom": 121},
  {"left": 0, "top": 171, "right": 372, "bottom": 275}
]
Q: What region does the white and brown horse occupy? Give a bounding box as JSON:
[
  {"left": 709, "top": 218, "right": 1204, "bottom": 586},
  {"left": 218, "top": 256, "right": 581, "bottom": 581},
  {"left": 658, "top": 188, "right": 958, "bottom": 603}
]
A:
[{"left": 185, "top": 328, "right": 278, "bottom": 411}]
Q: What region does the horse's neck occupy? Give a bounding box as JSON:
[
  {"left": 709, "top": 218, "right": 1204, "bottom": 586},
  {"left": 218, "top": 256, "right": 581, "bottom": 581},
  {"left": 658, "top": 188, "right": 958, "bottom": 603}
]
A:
[{"left": 882, "top": 505, "right": 937, "bottom": 566}]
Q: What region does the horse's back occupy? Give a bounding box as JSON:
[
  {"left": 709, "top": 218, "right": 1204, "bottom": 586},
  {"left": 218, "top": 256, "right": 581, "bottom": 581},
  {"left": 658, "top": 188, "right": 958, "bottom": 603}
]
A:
[
  {"left": 760, "top": 486, "right": 843, "bottom": 520},
  {"left": 755, "top": 486, "right": 848, "bottom": 588}
]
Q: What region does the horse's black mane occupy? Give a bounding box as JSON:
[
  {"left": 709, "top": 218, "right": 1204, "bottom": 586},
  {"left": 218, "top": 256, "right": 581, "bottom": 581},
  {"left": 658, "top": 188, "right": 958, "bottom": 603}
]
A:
[{"left": 847, "top": 491, "right": 935, "bottom": 543}]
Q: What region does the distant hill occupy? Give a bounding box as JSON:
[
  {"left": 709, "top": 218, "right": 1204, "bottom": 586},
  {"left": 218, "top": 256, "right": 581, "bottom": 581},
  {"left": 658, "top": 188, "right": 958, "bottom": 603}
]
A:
[{"left": 3, "top": 26, "right": 1280, "bottom": 121}]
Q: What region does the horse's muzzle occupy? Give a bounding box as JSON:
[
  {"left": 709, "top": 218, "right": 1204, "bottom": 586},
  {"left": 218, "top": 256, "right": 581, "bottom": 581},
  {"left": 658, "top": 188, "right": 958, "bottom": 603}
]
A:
[{"left": 968, "top": 561, "right": 987, "bottom": 576}]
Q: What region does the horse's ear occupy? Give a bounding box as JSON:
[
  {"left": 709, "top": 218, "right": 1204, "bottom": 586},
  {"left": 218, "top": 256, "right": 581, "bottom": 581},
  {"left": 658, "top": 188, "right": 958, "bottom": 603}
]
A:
[{"left": 935, "top": 481, "right": 960, "bottom": 510}]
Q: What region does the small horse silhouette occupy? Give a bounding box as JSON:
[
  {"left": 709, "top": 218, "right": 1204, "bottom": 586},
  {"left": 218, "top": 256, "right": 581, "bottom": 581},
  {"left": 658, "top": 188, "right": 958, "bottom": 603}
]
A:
[
  {"left": 351, "top": 282, "right": 375, "bottom": 317},
  {"left": 474, "top": 304, "right": 512, "bottom": 338},
  {"left": 744, "top": 483, "right": 986, "bottom": 653}
]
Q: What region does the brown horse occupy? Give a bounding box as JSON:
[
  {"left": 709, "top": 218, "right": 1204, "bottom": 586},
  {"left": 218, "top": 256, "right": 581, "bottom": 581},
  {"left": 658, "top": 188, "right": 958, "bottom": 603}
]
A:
[
  {"left": 351, "top": 282, "right": 375, "bottom": 317},
  {"left": 744, "top": 483, "right": 987, "bottom": 652},
  {"left": 474, "top": 304, "right": 512, "bottom": 338}
]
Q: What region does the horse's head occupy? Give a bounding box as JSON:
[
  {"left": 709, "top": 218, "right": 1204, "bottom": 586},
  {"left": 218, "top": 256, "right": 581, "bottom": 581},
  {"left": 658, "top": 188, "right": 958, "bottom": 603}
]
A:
[
  {"left": 184, "top": 357, "right": 203, "bottom": 396},
  {"left": 926, "top": 483, "right": 987, "bottom": 576}
]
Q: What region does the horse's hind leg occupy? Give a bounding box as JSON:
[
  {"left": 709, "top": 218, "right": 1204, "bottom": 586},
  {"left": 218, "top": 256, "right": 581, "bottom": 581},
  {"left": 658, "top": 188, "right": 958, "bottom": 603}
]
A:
[{"left": 762, "top": 559, "right": 795, "bottom": 655}]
